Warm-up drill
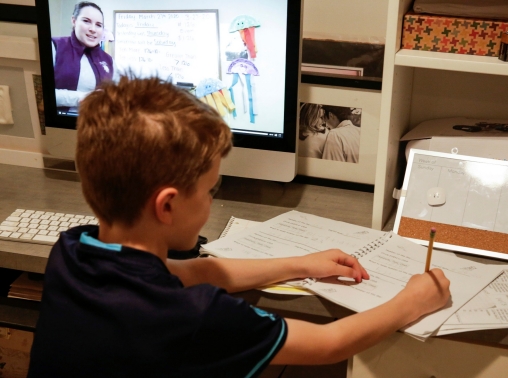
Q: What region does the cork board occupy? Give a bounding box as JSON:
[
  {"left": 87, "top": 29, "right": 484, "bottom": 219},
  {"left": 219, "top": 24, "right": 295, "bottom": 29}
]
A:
[{"left": 394, "top": 149, "right": 508, "bottom": 261}]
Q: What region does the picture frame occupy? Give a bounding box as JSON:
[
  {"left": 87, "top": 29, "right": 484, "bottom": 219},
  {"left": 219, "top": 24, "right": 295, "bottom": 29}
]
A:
[{"left": 297, "top": 83, "right": 380, "bottom": 185}]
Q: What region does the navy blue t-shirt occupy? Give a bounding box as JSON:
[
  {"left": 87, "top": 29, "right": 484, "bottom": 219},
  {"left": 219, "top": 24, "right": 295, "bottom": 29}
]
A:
[{"left": 28, "top": 226, "right": 287, "bottom": 378}]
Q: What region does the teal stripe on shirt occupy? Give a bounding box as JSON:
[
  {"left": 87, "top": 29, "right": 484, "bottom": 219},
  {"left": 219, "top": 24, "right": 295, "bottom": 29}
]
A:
[
  {"left": 245, "top": 317, "right": 287, "bottom": 378},
  {"left": 80, "top": 232, "right": 122, "bottom": 252}
]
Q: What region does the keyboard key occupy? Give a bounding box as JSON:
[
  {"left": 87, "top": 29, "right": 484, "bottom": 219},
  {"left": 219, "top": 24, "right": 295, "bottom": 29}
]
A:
[
  {"left": 48, "top": 226, "right": 58, "bottom": 231},
  {"left": 6, "top": 216, "right": 21, "bottom": 222},
  {"left": 19, "top": 222, "right": 29, "bottom": 228},
  {"left": 0, "top": 231, "right": 12, "bottom": 237},
  {"left": 33, "top": 234, "right": 59, "bottom": 243},
  {"left": 38, "top": 230, "right": 49, "bottom": 235},
  {"left": 10, "top": 232, "right": 21, "bottom": 239},
  {"left": 1, "top": 221, "right": 18, "bottom": 227},
  {"left": 27, "top": 229, "right": 38, "bottom": 234},
  {"left": 50, "top": 221, "right": 60, "bottom": 226},
  {"left": 40, "top": 220, "right": 50, "bottom": 225},
  {"left": 0, "top": 226, "right": 18, "bottom": 232},
  {"left": 29, "top": 219, "right": 41, "bottom": 224},
  {"left": 48, "top": 231, "right": 59, "bottom": 236},
  {"left": 49, "top": 216, "right": 60, "bottom": 221},
  {"left": 20, "top": 233, "right": 34, "bottom": 239},
  {"left": 40, "top": 215, "right": 50, "bottom": 220},
  {"left": 55, "top": 213, "right": 64, "bottom": 217},
  {"left": 18, "top": 227, "right": 29, "bottom": 233}
]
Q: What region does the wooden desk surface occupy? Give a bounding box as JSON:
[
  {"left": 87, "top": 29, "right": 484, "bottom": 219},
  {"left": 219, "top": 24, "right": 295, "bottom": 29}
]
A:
[{"left": 2, "top": 163, "right": 508, "bottom": 348}]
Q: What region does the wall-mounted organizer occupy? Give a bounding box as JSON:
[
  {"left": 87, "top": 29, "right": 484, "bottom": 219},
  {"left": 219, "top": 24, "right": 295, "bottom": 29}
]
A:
[{"left": 394, "top": 149, "right": 508, "bottom": 261}]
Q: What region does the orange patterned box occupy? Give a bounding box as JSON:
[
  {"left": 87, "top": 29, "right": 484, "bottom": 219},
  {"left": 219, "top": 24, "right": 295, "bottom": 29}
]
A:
[{"left": 402, "top": 11, "right": 508, "bottom": 57}]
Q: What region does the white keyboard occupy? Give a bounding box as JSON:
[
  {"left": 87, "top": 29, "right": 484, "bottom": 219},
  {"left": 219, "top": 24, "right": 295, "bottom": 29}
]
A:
[{"left": 0, "top": 209, "right": 98, "bottom": 245}]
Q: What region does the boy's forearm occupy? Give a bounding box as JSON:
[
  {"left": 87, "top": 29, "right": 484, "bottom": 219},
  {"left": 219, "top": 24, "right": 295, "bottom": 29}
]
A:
[
  {"left": 167, "top": 256, "right": 307, "bottom": 292},
  {"left": 272, "top": 292, "right": 417, "bottom": 365}
]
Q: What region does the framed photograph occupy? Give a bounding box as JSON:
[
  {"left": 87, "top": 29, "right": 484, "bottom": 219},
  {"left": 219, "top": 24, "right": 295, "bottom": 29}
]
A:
[{"left": 297, "top": 83, "right": 380, "bottom": 185}]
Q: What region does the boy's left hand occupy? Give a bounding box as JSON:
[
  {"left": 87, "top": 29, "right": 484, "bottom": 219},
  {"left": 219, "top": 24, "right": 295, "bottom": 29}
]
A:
[{"left": 299, "top": 249, "right": 369, "bottom": 283}]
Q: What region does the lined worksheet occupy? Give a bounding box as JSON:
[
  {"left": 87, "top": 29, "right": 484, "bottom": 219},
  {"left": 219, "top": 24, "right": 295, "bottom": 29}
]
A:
[
  {"left": 201, "top": 211, "right": 387, "bottom": 258},
  {"left": 202, "top": 211, "right": 508, "bottom": 340}
]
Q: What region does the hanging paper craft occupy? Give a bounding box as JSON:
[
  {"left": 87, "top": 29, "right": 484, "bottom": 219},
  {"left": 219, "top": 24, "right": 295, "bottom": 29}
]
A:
[
  {"left": 225, "top": 32, "right": 248, "bottom": 61},
  {"left": 227, "top": 59, "right": 259, "bottom": 124},
  {"left": 195, "top": 78, "right": 235, "bottom": 117},
  {"left": 229, "top": 15, "right": 261, "bottom": 59}
]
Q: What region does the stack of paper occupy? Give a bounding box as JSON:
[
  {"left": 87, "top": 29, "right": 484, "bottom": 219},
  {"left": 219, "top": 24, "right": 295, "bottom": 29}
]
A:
[
  {"left": 8, "top": 272, "right": 44, "bottom": 301},
  {"left": 437, "top": 271, "right": 508, "bottom": 335},
  {"left": 201, "top": 211, "right": 508, "bottom": 340}
]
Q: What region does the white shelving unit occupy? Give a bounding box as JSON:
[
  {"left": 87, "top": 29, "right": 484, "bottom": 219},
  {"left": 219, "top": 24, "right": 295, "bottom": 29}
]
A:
[{"left": 372, "top": 0, "right": 508, "bottom": 230}]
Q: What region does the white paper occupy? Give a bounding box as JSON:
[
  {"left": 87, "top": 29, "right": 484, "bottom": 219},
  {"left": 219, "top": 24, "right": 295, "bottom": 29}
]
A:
[
  {"left": 304, "top": 233, "right": 505, "bottom": 340},
  {"left": 201, "top": 210, "right": 387, "bottom": 259},
  {"left": 202, "top": 211, "right": 508, "bottom": 340},
  {"left": 437, "top": 271, "right": 508, "bottom": 335}
]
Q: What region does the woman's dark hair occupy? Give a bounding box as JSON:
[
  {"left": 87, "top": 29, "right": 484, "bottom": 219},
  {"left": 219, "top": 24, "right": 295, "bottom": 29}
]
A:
[{"left": 73, "top": 2, "right": 104, "bottom": 19}]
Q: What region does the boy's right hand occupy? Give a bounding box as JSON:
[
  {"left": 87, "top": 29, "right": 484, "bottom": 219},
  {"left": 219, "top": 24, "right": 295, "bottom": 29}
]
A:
[{"left": 399, "top": 268, "right": 451, "bottom": 320}]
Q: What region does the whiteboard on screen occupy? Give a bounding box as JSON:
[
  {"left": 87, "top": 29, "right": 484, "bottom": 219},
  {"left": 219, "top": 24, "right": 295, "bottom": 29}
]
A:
[
  {"left": 394, "top": 149, "right": 508, "bottom": 261},
  {"left": 113, "top": 10, "right": 220, "bottom": 86}
]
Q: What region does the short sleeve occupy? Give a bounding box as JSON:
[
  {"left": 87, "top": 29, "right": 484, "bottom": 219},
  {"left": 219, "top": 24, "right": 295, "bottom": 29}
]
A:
[{"left": 180, "top": 289, "right": 287, "bottom": 378}]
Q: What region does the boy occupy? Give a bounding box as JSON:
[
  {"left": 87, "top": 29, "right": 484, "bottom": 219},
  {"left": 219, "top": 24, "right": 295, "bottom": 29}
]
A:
[{"left": 28, "top": 76, "right": 450, "bottom": 377}]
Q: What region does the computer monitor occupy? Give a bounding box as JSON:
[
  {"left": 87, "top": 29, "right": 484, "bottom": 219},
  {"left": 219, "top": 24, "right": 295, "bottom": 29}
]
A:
[{"left": 35, "top": 0, "right": 302, "bottom": 182}]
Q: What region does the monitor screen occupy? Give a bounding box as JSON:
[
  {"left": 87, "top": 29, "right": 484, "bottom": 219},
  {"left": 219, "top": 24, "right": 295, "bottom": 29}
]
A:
[{"left": 35, "top": 0, "right": 301, "bottom": 154}]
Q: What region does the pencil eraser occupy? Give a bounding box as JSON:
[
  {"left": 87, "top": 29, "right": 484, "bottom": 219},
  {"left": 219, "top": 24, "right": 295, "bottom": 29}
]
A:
[{"left": 427, "top": 187, "right": 446, "bottom": 206}]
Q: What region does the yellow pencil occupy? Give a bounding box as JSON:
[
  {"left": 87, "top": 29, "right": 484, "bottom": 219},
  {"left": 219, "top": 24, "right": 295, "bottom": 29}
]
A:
[{"left": 425, "top": 227, "right": 436, "bottom": 272}]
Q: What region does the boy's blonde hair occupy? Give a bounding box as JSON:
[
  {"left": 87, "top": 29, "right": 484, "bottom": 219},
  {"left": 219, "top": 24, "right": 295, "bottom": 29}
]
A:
[{"left": 76, "top": 76, "right": 232, "bottom": 226}]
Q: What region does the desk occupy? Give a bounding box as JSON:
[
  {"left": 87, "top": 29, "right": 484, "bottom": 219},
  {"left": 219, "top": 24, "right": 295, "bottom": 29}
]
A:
[{"left": 2, "top": 163, "right": 508, "bottom": 377}]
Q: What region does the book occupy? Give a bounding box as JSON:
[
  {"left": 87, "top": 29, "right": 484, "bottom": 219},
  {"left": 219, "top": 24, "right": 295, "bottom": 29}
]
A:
[
  {"left": 219, "top": 216, "right": 262, "bottom": 238},
  {"left": 201, "top": 210, "right": 508, "bottom": 340},
  {"left": 8, "top": 272, "right": 44, "bottom": 301}
]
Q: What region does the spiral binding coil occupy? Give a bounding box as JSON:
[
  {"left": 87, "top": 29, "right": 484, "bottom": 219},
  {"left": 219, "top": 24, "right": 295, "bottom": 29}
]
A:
[{"left": 350, "top": 232, "right": 393, "bottom": 260}]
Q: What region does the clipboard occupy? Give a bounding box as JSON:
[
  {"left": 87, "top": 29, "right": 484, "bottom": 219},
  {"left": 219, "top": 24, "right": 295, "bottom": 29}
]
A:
[{"left": 394, "top": 149, "right": 508, "bottom": 261}]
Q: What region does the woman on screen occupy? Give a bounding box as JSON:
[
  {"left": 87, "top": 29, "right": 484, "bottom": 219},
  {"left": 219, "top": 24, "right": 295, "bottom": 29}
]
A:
[
  {"left": 52, "top": 1, "right": 114, "bottom": 114},
  {"left": 298, "top": 103, "right": 329, "bottom": 159}
]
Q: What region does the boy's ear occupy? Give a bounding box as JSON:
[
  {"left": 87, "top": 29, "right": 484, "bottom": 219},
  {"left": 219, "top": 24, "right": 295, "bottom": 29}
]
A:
[{"left": 154, "top": 187, "right": 179, "bottom": 225}]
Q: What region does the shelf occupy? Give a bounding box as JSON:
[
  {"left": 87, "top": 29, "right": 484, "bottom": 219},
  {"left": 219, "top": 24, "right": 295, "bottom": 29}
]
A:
[{"left": 395, "top": 49, "right": 508, "bottom": 76}]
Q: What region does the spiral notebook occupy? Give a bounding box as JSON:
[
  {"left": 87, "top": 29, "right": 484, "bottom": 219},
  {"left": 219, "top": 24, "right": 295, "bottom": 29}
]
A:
[
  {"left": 216, "top": 216, "right": 312, "bottom": 296},
  {"left": 219, "top": 216, "right": 261, "bottom": 238},
  {"left": 201, "top": 211, "right": 507, "bottom": 340}
]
